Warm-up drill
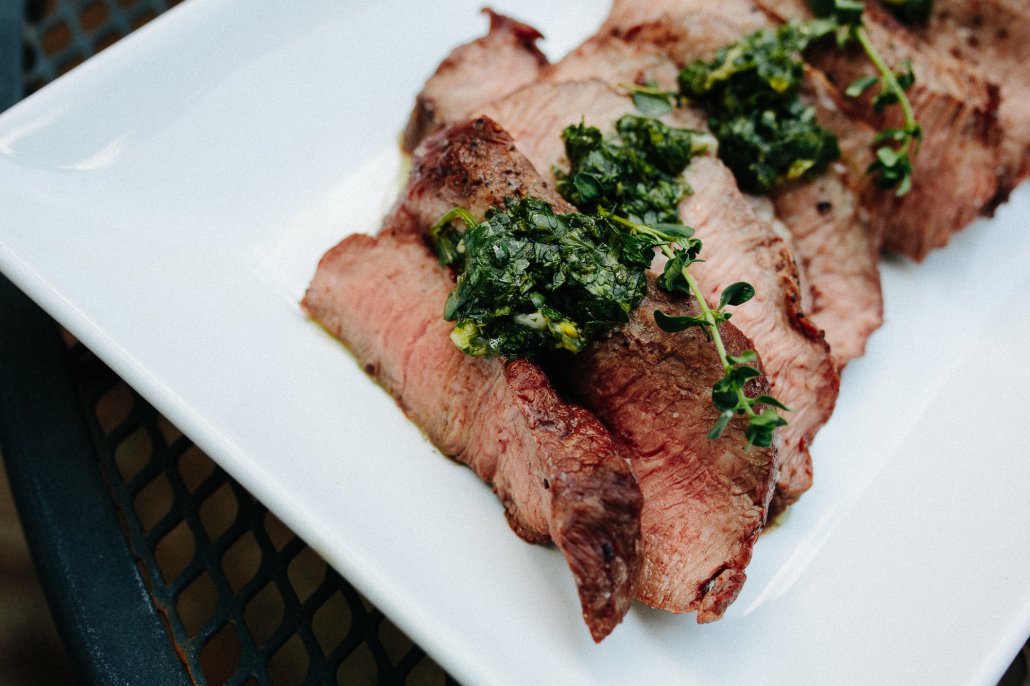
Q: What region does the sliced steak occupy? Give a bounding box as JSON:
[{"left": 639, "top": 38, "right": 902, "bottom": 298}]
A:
[
  {"left": 481, "top": 80, "right": 707, "bottom": 184},
  {"left": 568, "top": 279, "right": 778, "bottom": 618},
  {"left": 601, "top": 0, "right": 771, "bottom": 38},
  {"left": 896, "top": 0, "right": 1030, "bottom": 197},
  {"left": 542, "top": 29, "right": 680, "bottom": 89},
  {"left": 768, "top": 170, "right": 882, "bottom": 366},
  {"left": 484, "top": 80, "right": 838, "bottom": 510},
  {"left": 758, "top": 0, "right": 1003, "bottom": 259},
  {"left": 398, "top": 116, "right": 780, "bottom": 617},
  {"left": 552, "top": 11, "right": 882, "bottom": 365},
  {"left": 302, "top": 230, "right": 642, "bottom": 642},
  {"left": 680, "top": 155, "right": 837, "bottom": 512},
  {"left": 388, "top": 116, "right": 571, "bottom": 235},
  {"left": 401, "top": 9, "right": 548, "bottom": 153},
  {"left": 604, "top": 0, "right": 1003, "bottom": 259}
]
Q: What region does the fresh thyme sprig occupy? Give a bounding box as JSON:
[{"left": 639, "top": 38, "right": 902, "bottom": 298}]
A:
[
  {"left": 554, "top": 115, "right": 789, "bottom": 448},
  {"left": 607, "top": 214, "right": 787, "bottom": 448},
  {"left": 811, "top": 0, "right": 923, "bottom": 195}
]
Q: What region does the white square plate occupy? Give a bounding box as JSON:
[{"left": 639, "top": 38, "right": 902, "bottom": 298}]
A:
[{"left": 2, "top": 1, "right": 1029, "bottom": 683}]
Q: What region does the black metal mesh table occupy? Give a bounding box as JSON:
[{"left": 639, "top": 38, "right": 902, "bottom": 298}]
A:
[{"left": 0, "top": 1, "right": 1028, "bottom": 685}]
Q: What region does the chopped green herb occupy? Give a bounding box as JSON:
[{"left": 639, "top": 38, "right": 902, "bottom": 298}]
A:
[
  {"left": 430, "top": 197, "right": 648, "bottom": 360},
  {"left": 555, "top": 115, "right": 709, "bottom": 224},
  {"left": 678, "top": 21, "right": 841, "bottom": 193}
]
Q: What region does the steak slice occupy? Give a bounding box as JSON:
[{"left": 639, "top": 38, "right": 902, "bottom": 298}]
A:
[
  {"left": 604, "top": 0, "right": 1003, "bottom": 260},
  {"left": 896, "top": 0, "right": 1030, "bottom": 197},
  {"left": 398, "top": 116, "right": 780, "bottom": 618},
  {"left": 680, "top": 155, "right": 837, "bottom": 512},
  {"left": 601, "top": 0, "right": 771, "bottom": 38},
  {"left": 542, "top": 12, "right": 882, "bottom": 366},
  {"left": 768, "top": 170, "right": 882, "bottom": 367},
  {"left": 542, "top": 28, "right": 680, "bottom": 88},
  {"left": 758, "top": 0, "right": 1003, "bottom": 259},
  {"left": 568, "top": 280, "right": 778, "bottom": 618},
  {"left": 302, "top": 230, "right": 642, "bottom": 642},
  {"left": 401, "top": 9, "right": 548, "bottom": 153},
  {"left": 482, "top": 80, "right": 838, "bottom": 510},
  {"left": 387, "top": 116, "right": 572, "bottom": 237}
]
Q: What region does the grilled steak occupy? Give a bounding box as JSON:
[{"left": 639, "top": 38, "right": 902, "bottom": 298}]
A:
[
  {"left": 601, "top": 0, "right": 771, "bottom": 38},
  {"left": 895, "top": 0, "right": 1030, "bottom": 197},
  {"left": 398, "top": 116, "right": 780, "bottom": 618},
  {"left": 401, "top": 9, "right": 548, "bottom": 153},
  {"left": 593, "top": 5, "right": 896, "bottom": 365},
  {"left": 758, "top": 0, "right": 1003, "bottom": 259},
  {"left": 603, "top": 0, "right": 1003, "bottom": 259},
  {"left": 549, "top": 9, "right": 883, "bottom": 364},
  {"left": 568, "top": 280, "right": 777, "bottom": 618},
  {"left": 679, "top": 154, "right": 837, "bottom": 512},
  {"left": 387, "top": 116, "right": 571, "bottom": 236},
  {"left": 543, "top": 28, "right": 680, "bottom": 88},
  {"left": 770, "top": 70, "right": 885, "bottom": 367},
  {"left": 483, "top": 80, "right": 838, "bottom": 510},
  {"left": 302, "top": 230, "right": 642, "bottom": 642}
]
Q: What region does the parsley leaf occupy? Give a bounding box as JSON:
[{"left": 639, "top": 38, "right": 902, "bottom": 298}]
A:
[
  {"left": 678, "top": 21, "right": 841, "bottom": 193},
  {"left": 555, "top": 115, "right": 709, "bottom": 224}
]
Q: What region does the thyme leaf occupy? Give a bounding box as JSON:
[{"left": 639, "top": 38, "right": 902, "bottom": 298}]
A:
[{"left": 809, "top": 0, "right": 923, "bottom": 196}]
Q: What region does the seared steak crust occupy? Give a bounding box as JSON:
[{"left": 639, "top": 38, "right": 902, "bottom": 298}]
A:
[
  {"left": 567, "top": 281, "right": 778, "bottom": 618},
  {"left": 401, "top": 9, "right": 548, "bottom": 153},
  {"left": 302, "top": 231, "right": 642, "bottom": 641},
  {"left": 388, "top": 117, "right": 571, "bottom": 235}
]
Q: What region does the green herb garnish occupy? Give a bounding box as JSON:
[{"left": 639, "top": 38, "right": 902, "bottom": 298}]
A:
[
  {"left": 429, "top": 112, "right": 788, "bottom": 447},
  {"left": 611, "top": 215, "right": 787, "bottom": 448},
  {"left": 430, "top": 198, "right": 649, "bottom": 360},
  {"left": 556, "top": 118, "right": 789, "bottom": 447},
  {"left": 809, "top": 0, "right": 923, "bottom": 195},
  {"left": 555, "top": 115, "right": 710, "bottom": 224},
  {"left": 668, "top": 4, "right": 921, "bottom": 196},
  {"left": 678, "top": 20, "right": 841, "bottom": 194}
]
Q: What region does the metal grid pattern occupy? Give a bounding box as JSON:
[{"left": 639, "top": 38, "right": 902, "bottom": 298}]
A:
[
  {"left": 69, "top": 340, "right": 451, "bottom": 685},
  {"left": 23, "top": 0, "right": 181, "bottom": 94},
  {"left": 22, "top": 1, "right": 454, "bottom": 683}
]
